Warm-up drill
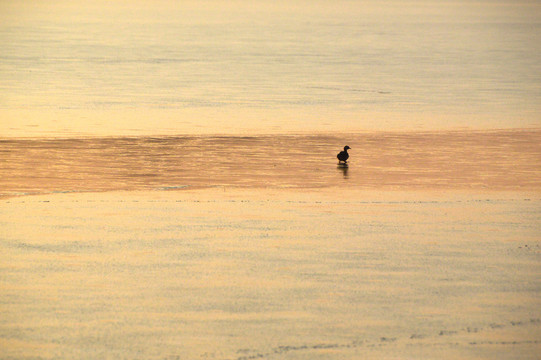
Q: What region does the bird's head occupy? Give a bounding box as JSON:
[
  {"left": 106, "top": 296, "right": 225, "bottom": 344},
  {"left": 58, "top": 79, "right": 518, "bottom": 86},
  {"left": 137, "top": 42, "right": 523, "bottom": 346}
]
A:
[{"left": 344, "top": 145, "right": 351, "bottom": 150}]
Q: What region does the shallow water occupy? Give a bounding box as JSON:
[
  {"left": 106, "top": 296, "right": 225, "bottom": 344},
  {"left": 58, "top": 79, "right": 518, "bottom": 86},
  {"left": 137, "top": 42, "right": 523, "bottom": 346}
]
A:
[{"left": 1, "top": 129, "right": 540, "bottom": 197}]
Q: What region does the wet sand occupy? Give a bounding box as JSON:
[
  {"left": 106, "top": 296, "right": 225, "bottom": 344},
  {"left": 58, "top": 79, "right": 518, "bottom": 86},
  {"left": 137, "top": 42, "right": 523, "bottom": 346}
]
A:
[
  {"left": 0, "top": 130, "right": 540, "bottom": 359},
  {"left": 1, "top": 189, "right": 540, "bottom": 359}
]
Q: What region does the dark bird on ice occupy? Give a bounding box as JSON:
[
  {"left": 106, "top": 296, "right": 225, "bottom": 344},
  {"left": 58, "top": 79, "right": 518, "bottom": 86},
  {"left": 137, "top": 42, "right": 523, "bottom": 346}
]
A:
[{"left": 337, "top": 145, "right": 351, "bottom": 163}]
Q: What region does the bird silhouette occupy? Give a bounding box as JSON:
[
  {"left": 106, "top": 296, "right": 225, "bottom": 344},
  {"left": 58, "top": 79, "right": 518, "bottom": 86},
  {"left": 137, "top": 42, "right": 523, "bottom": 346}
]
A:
[{"left": 337, "top": 145, "right": 351, "bottom": 164}]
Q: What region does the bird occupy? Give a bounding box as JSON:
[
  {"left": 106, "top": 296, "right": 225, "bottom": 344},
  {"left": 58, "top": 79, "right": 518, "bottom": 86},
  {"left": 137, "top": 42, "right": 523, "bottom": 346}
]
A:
[{"left": 337, "top": 145, "right": 351, "bottom": 164}]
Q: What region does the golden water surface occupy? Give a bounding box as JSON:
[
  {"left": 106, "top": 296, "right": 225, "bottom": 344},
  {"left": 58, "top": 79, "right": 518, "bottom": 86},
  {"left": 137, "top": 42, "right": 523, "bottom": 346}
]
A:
[{"left": 1, "top": 129, "right": 540, "bottom": 197}]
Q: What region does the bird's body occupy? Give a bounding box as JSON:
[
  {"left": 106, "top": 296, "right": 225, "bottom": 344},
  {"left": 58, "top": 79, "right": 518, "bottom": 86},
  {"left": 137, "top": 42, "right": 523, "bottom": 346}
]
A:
[{"left": 337, "top": 145, "right": 351, "bottom": 163}]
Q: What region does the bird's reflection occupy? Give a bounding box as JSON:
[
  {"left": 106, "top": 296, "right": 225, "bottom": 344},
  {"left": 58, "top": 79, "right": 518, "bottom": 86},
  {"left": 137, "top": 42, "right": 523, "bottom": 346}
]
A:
[{"left": 337, "top": 164, "right": 349, "bottom": 178}]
